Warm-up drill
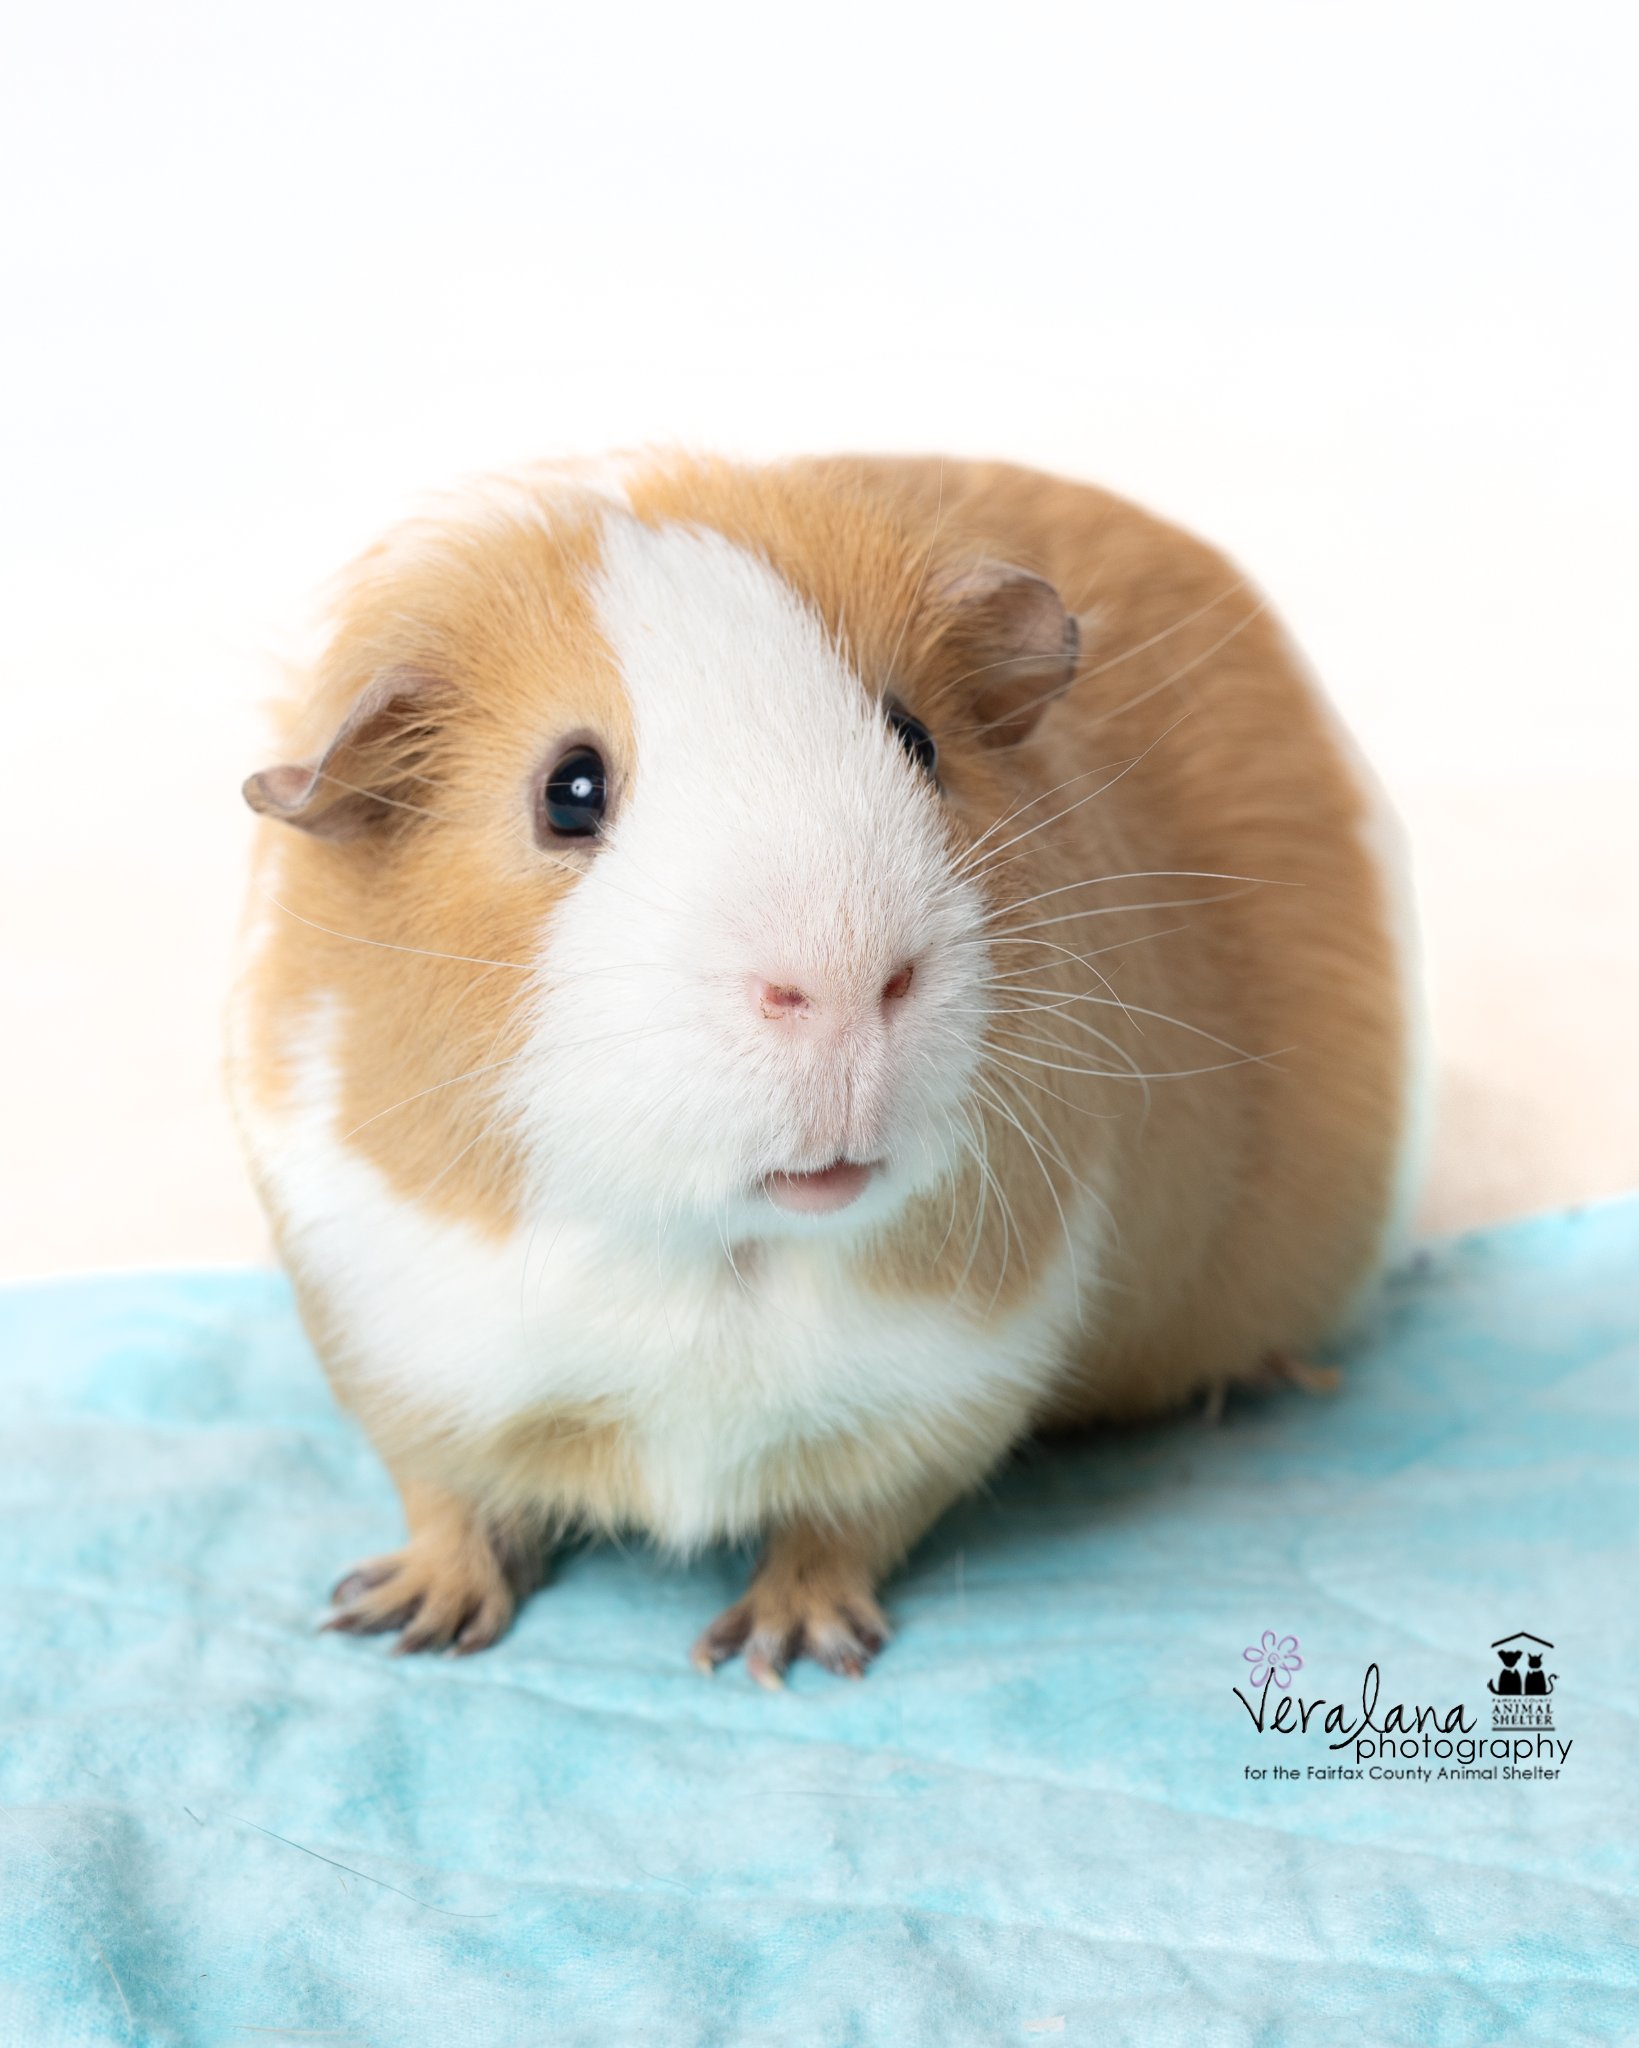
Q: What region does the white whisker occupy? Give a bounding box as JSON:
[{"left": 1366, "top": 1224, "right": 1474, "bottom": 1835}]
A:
[
  {"left": 988, "top": 869, "right": 1293, "bottom": 922},
  {"left": 989, "top": 987, "right": 1280, "bottom": 1064},
  {"left": 960, "top": 707, "right": 1198, "bottom": 879},
  {"left": 265, "top": 894, "right": 533, "bottom": 973},
  {"left": 981, "top": 930, "right": 1144, "bottom": 1030},
  {"left": 339, "top": 1052, "right": 530, "bottom": 1141},
  {"left": 1088, "top": 593, "right": 1271, "bottom": 733}
]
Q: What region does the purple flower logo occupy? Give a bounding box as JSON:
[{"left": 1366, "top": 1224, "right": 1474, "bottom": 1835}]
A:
[{"left": 1243, "top": 1631, "right": 1303, "bottom": 1689}]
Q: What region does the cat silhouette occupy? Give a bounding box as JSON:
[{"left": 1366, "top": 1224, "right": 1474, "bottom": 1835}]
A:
[
  {"left": 1489, "top": 1649, "right": 1524, "bottom": 1695},
  {"left": 1524, "top": 1653, "right": 1556, "bottom": 1696}
]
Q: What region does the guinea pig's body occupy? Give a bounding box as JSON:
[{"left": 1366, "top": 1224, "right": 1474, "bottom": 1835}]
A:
[{"left": 229, "top": 454, "right": 1420, "bottom": 1678}]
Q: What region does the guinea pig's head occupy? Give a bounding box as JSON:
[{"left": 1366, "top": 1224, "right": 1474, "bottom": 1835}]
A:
[{"left": 246, "top": 461, "right": 1079, "bottom": 1254}]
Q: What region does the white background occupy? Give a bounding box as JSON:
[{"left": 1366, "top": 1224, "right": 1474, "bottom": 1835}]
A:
[{"left": 3, "top": 1, "right": 1636, "bottom": 1276}]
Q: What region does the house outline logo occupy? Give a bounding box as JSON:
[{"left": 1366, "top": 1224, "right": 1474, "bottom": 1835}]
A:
[{"left": 1489, "top": 1632, "right": 1557, "bottom": 1730}]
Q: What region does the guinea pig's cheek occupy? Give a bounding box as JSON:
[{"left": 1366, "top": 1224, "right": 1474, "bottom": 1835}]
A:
[{"left": 505, "top": 870, "right": 731, "bottom": 1219}]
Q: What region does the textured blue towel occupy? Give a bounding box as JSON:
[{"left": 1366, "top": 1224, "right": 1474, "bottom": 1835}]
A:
[{"left": 2, "top": 1201, "right": 1636, "bottom": 2048}]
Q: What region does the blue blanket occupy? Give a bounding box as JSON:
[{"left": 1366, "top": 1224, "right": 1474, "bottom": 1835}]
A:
[{"left": 3, "top": 1201, "right": 1636, "bottom": 2047}]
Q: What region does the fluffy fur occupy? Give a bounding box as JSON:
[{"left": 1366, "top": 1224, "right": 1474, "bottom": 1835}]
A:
[{"left": 229, "top": 453, "right": 1416, "bottom": 1678}]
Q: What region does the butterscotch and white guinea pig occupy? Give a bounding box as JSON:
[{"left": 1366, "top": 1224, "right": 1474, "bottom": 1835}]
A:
[{"left": 229, "top": 453, "right": 1421, "bottom": 1683}]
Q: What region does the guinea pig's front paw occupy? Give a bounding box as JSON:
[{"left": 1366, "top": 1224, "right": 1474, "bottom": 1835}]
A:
[
  {"left": 691, "top": 1563, "right": 889, "bottom": 1689},
  {"left": 324, "top": 1530, "right": 516, "bottom": 1656}
]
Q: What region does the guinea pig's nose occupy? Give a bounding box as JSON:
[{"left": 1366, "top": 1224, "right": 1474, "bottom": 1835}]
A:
[
  {"left": 754, "top": 979, "right": 812, "bottom": 1020},
  {"left": 750, "top": 963, "right": 916, "bottom": 1023}
]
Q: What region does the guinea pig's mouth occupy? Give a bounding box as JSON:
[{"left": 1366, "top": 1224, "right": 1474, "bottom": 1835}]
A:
[{"left": 761, "top": 1159, "right": 879, "bottom": 1216}]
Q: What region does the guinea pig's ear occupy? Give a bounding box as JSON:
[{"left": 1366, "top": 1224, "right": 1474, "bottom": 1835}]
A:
[
  {"left": 242, "top": 672, "right": 442, "bottom": 839},
  {"left": 932, "top": 560, "right": 1080, "bottom": 747}
]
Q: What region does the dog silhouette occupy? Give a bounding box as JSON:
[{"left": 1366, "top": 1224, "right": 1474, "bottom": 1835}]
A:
[
  {"left": 1489, "top": 1650, "right": 1524, "bottom": 1695},
  {"left": 1524, "top": 1654, "right": 1556, "bottom": 1696}
]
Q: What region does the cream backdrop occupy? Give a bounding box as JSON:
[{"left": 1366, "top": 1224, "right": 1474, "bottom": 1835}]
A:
[{"left": 3, "top": 2, "right": 1635, "bottom": 1277}]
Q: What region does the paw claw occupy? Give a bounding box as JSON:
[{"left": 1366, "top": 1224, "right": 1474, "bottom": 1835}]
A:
[
  {"left": 690, "top": 1600, "right": 753, "bottom": 1674},
  {"left": 392, "top": 1617, "right": 452, "bottom": 1657},
  {"left": 838, "top": 1607, "right": 886, "bottom": 1657},
  {"left": 746, "top": 1651, "right": 787, "bottom": 1692},
  {"left": 453, "top": 1598, "right": 511, "bottom": 1655},
  {"left": 331, "top": 1561, "right": 395, "bottom": 1606},
  {"left": 325, "top": 1593, "right": 422, "bottom": 1637}
]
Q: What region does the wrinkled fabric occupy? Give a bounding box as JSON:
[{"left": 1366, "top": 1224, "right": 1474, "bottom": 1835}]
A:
[{"left": 1, "top": 1201, "right": 1635, "bottom": 2047}]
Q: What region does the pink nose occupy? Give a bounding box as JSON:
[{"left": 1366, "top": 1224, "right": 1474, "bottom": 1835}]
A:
[{"left": 752, "top": 963, "right": 915, "bottom": 1021}]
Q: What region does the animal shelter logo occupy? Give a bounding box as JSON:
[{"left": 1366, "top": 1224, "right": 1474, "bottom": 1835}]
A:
[
  {"left": 1231, "top": 1626, "right": 1572, "bottom": 1784},
  {"left": 1488, "top": 1632, "right": 1557, "bottom": 1729}
]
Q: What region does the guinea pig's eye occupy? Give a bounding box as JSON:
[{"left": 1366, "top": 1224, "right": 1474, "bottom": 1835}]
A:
[
  {"left": 887, "top": 702, "right": 938, "bottom": 781},
  {"left": 540, "top": 746, "right": 608, "bottom": 839}
]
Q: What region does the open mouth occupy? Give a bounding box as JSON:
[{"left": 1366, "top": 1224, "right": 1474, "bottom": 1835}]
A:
[{"left": 761, "top": 1159, "right": 878, "bottom": 1216}]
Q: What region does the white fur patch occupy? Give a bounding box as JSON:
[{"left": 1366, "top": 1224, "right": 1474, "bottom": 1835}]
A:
[{"left": 251, "top": 999, "right": 1072, "bottom": 1546}]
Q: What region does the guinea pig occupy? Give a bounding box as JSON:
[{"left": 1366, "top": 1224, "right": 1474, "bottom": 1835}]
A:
[{"left": 228, "top": 453, "right": 1422, "bottom": 1684}]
